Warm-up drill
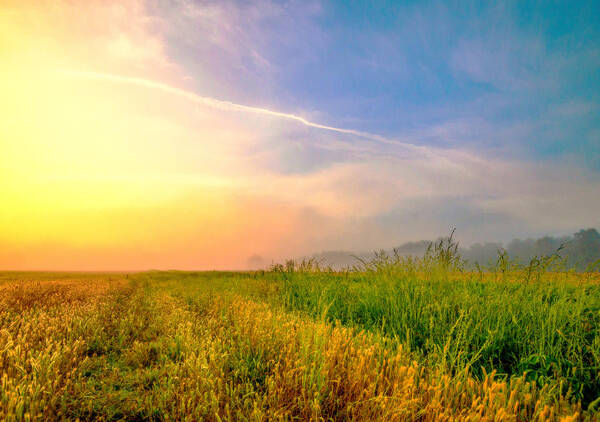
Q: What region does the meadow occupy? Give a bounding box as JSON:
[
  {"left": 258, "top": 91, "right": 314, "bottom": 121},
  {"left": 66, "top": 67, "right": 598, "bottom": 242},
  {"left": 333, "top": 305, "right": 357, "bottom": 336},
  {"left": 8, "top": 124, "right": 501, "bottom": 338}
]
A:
[{"left": 1, "top": 244, "right": 599, "bottom": 421}]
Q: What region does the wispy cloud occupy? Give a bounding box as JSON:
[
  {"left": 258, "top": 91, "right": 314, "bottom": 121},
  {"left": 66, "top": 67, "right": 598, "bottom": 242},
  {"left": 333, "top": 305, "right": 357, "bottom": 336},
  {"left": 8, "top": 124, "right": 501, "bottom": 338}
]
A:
[{"left": 57, "top": 68, "right": 425, "bottom": 150}]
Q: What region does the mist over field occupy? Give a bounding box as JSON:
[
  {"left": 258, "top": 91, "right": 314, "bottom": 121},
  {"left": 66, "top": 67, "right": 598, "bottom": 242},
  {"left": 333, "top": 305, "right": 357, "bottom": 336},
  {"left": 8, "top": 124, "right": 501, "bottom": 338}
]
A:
[{"left": 299, "top": 228, "right": 600, "bottom": 271}]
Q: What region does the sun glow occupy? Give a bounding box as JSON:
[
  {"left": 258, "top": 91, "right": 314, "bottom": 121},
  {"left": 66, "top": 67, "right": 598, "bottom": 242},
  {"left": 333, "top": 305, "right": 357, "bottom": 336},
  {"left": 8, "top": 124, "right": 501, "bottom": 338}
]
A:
[{"left": 0, "top": 2, "right": 268, "bottom": 269}]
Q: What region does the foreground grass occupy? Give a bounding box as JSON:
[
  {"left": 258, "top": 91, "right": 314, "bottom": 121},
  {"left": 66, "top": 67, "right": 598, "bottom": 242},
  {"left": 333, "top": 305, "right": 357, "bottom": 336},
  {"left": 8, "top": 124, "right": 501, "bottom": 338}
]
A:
[
  {"left": 276, "top": 270, "right": 600, "bottom": 406},
  {"left": 0, "top": 269, "right": 598, "bottom": 420}
]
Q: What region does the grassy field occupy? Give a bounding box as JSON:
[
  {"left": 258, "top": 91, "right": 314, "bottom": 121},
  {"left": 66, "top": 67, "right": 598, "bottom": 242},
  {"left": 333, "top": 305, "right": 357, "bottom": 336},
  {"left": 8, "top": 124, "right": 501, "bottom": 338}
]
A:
[{"left": 1, "top": 248, "right": 599, "bottom": 420}]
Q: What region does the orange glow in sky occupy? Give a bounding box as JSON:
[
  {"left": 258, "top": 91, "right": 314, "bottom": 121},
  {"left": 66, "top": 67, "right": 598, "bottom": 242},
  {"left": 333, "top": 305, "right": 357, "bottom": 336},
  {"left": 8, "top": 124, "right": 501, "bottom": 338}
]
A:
[{"left": 0, "top": 1, "right": 282, "bottom": 269}]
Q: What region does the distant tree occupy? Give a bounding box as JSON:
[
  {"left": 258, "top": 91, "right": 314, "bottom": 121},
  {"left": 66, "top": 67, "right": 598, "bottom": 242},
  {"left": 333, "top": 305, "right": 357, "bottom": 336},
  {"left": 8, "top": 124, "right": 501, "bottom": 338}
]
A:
[
  {"left": 506, "top": 238, "right": 536, "bottom": 264},
  {"left": 393, "top": 240, "right": 430, "bottom": 257},
  {"left": 247, "top": 254, "right": 265, "bottom": 270},
  {"left": 534, "top": 236, "right": 562, "bottom": 257},
  {"left": 463, "top": 242, "right": 503, "bottom": 266},
  {"left": 565, "top": 228, "right": 600, "bottom": 270}
]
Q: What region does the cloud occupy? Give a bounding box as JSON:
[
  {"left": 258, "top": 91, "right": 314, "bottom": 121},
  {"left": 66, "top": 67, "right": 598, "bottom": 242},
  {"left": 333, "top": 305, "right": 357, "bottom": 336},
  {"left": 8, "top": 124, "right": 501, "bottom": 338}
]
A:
[{"left": 57, "top": 69, "right": 418, "bottom": 148}]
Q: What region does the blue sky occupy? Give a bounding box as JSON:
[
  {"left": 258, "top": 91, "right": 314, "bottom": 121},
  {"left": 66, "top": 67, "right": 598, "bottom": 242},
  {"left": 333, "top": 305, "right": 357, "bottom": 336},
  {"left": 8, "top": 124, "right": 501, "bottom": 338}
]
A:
[{"left": 160, "top": 0, "right": 600, "bottom": 168}]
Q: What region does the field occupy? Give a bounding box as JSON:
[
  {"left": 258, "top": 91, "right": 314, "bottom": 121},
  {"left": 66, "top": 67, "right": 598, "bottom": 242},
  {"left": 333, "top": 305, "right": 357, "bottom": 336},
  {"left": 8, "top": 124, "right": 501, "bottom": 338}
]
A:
[{"left": 1, "top": 248, "right": 599, "bottom": 421}]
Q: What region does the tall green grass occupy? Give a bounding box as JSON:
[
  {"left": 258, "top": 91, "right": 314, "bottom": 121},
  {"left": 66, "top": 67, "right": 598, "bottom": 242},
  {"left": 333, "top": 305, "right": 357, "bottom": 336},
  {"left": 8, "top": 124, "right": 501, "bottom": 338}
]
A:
[{"left": 270, "top": 235, "right": 600, "bottom": 408}]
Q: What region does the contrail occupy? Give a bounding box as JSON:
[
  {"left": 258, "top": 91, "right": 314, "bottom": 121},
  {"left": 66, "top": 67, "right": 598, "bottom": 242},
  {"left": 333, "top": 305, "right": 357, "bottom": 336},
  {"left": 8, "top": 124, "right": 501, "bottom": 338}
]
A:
[{"left": 57, "top": 69, "right": 422, "bottom": 151}]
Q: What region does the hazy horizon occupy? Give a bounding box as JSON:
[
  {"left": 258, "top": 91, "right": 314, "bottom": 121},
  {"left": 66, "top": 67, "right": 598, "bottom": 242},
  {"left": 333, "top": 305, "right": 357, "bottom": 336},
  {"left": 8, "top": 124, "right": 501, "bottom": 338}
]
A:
[
  {"left": 2, "top": 227, "right": 597, "bottom": 272},
  {"left": 2, "top": 1, "right": 599, "bottom": 270}
]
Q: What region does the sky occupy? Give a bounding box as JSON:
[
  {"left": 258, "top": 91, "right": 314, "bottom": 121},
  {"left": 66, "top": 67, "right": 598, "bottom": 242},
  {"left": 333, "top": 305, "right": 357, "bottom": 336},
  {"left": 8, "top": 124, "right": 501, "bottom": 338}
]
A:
[{"left": 1, "top": 0, "right": 599, "bottom": 270}]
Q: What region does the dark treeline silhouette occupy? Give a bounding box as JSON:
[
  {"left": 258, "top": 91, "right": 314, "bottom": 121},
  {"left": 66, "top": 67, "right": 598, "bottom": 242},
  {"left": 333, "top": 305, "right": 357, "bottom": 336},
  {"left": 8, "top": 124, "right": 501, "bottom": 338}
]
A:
[{"left": 307, "top": 228, "right": 600, "bottom": 271}]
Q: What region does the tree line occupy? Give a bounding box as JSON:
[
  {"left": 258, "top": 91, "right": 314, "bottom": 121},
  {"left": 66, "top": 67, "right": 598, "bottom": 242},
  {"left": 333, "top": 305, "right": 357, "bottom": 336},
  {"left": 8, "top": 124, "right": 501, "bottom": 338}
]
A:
[{"left": 307, "top": 228, "right": 600, "bottom": 271}]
